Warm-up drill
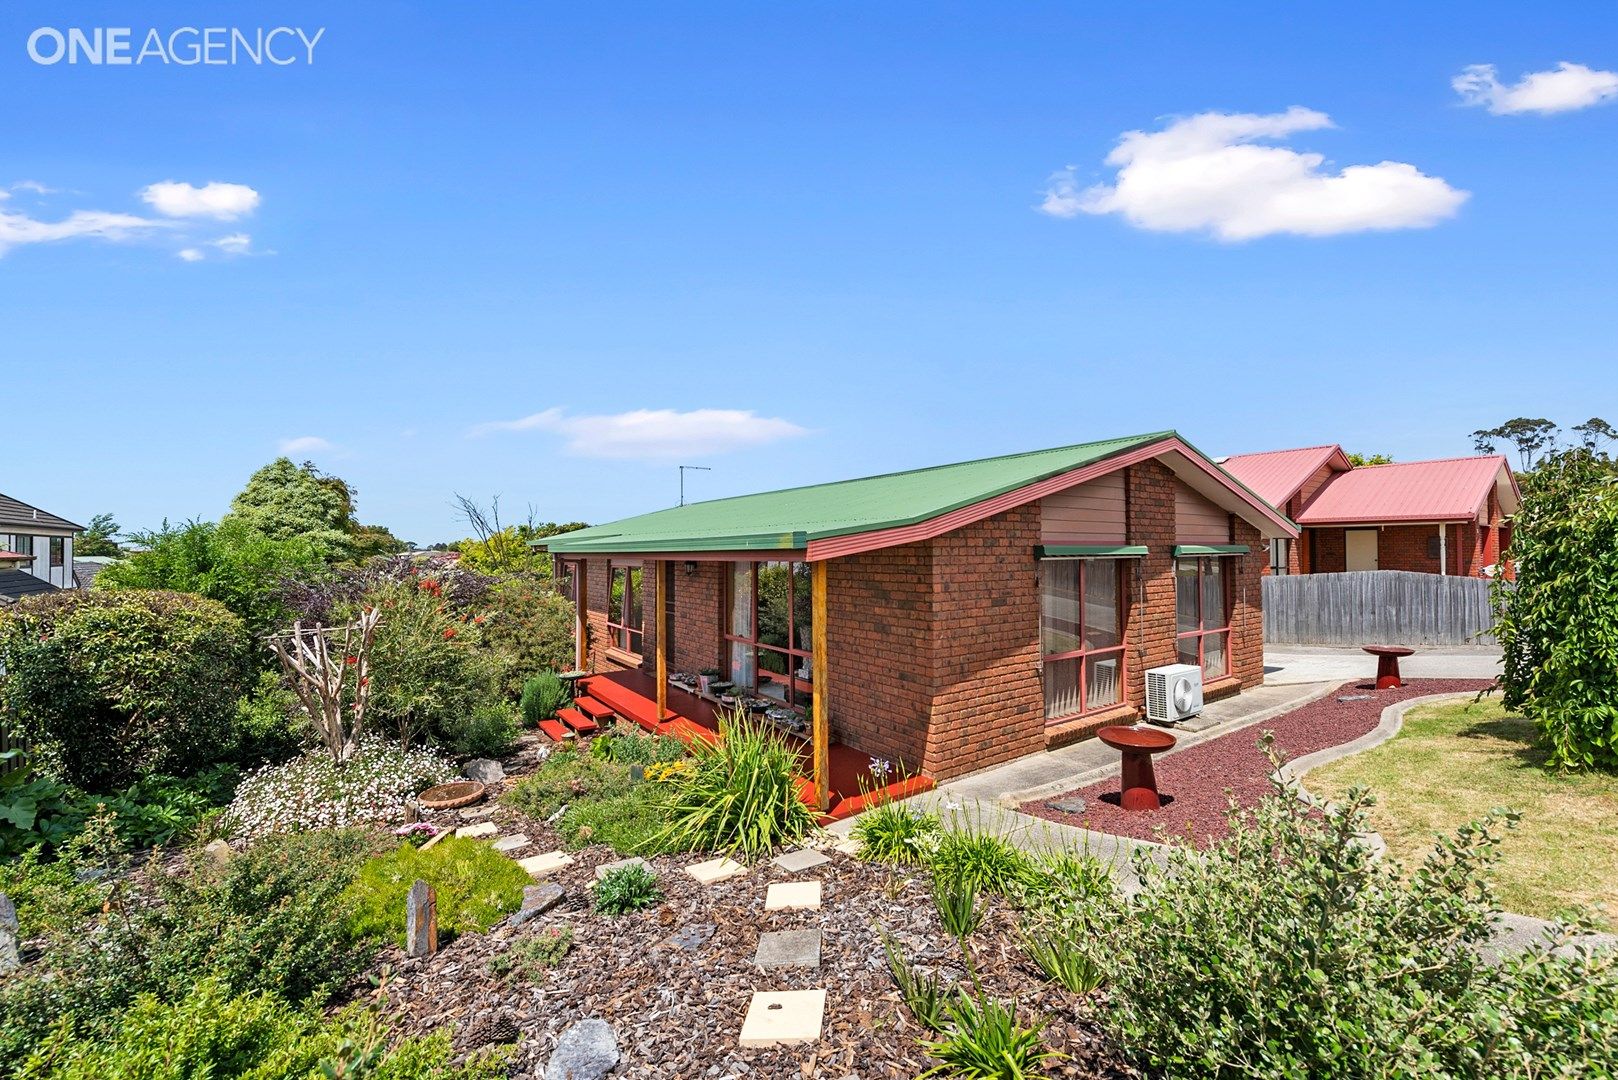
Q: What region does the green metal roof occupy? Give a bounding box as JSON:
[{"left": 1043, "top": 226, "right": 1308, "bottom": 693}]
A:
[{"left": 538, "top": 431, "right": 1176, "bottom": 555}]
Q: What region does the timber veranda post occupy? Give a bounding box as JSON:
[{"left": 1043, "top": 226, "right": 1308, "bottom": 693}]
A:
[
  {"left": 811, "top": 559, "right": 829, "bottom": 812},
  {"left": 655, "top": 561, "right": 668, "bottom": 722}
]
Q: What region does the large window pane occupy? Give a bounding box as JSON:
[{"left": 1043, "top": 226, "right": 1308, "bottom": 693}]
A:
[
  {"left": 791, "top": 562, "right": 813, "bottom": 653},
  {"left": 757, "top": 562, "right": 792, "bottom": 653},
  {"left": 1085, "top": 653, "right": 1122, "bottom": 709},
  {"left": 627, "top": 566, "right": 643, "bottom": 653},
  {"left": 1176, "top": 560, "right": 1200, "bottom": 635},
  {"left": 1204, "top": 630, "right": 1229, "bottom": 678},
  {"left": 1043, "top": 657, "right": 1082, "bottom": 720},
  {"left": 728, "top": 640, "right": 755, "bottom": 689},
  {"left": 1201, "top": 558, "right": 1225, "bottom": 630},
  {"left": 1082, "top": 560, "right": 1120, "bottom": 651},
  {"left": 609, "top": 566, "right": 625, "bottom": 626},
  {"left": 1040, "top": 561, "right": 1082, "bottom": 655},
  {"left": 728, "top": 562, "right": 753, "bottom": 638},
  {"left": 1177, "top": 635, "right": 1199, "bottom": 668}
]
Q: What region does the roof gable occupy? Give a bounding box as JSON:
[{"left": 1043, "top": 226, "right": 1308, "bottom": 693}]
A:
[
  {"left": 1295, "top": 456, "right": 1518, "bottom": 525},
  {"left": 1219, "top": 445, "right": 1351, "bottom": 508},
  {"left": 0, "top": 493, "right": 84, "bottom": 534}
]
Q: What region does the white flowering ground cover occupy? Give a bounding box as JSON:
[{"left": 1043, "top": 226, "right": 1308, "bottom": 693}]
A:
[{"left": 224, "top": 737, "right": 455, "bottom": 840}]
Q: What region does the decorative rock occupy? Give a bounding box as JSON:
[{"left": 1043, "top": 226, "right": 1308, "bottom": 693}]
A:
[
  {"left": 544, "top": 1018, "right": 620, "bottom": 1080},
  {"left": 685, "top": 856, "right": 746, "bottom": 884},
  {"left": 595, "top": 856, "right": 651, "bottom": 881},
  {"left": 771, "top": 848, "right": 831, "bottom": 873},
  {"left": 738, "top": 989, "right": 826, "bottom": 1048},
  {"left": 492, "top": 834, "right": 530, "bottom": 853},
  {"left": 1045, "top": 797, "right": 1088, "bottom": 815},
  {"left": 0, "top": 892, "right": 19, "bottom": 972},
  {"left": 764, "top": 881, "right": 822, "bottom": 912},
  {"left": 463, "top": 758, "right": 506, "bottom": 784},
  {"left": 754, "top": 928, "right": 821, "bottom": 969},
  {"left": 461, "top": 805, "right": 498, "bottom": 819},
  {"left": 403, "top": 799, "right": 421, "bottom": 824},
  {"left": 666, "top": 923, "right": 716, "bottom": 951},
  {"left": 455, "top": 821, "right": 498, "bottom": 839},
  {"left": 202, "top": 839, "right": 235, "bottom": 868},
  {"left": 405, "top": 880, "right": 437, "bottom": 958},
  {"left": 507, "top": 882, "right": 565, "bottom": 928},
  {"left": 519, "top": 851, "right": 575, "bottom": 878}
]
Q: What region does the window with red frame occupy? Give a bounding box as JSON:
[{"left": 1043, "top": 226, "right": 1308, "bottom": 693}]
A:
[
  {"left": 724, "top": 560, "right": 813, "bottom": 710},
  {"left": 606, "top": 562, "right": 643, "bottom": 655},
  {"left": 1175, "top": 556, "right": 1230, "bottom": 678},
  {"left": 1040, "top": 558, "right": 1127, "bottom": 721}
]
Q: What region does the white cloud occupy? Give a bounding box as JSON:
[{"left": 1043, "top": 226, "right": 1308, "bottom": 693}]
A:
[
  {"left": 176, "top": 247, "right": 204, "bottom": 262},
  {"left": 1042, "top": 106, "right": 1468, "bottom": 241},
  {"left": 140, "top": 180, "right": 260, "bottom": 220},
  {"left": 10, "top": 180, "right": 55, "bottom": 195},
  {"left": 470, "top": 407, "right": 808, "bottom": 460},
  {"left": 213, "top": 232, "right": 252, "bottom": 254},
  {"left": 278, "top": 435, "right": 334, "bottom": 455},
  {"left": 0, "top": 207, "right": 169, "bottom": 256},
  {"left": 1454, "top": 62, "right": 1618, "bottom": 115}
]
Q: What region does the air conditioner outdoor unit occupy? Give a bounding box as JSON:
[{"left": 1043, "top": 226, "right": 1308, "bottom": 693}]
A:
[{"left": 1145, "top": 664, "right": 1203, "bottom": 724}]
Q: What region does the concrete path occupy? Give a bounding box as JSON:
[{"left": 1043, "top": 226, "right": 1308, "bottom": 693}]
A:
[{"left": 1264, "top": 645, "right": 1501, "bottom": 686}]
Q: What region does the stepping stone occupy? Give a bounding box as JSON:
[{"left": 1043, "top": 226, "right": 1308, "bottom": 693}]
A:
[
  {"left": 456, "top": 821, "right": 499, "bottom": 839},
  {"left": 461, "top": 805, "right": 498, "bottom": 819},
  {"left": 738, "top": 989, "right": 826, "bottom": 1048},
  {"left": 507, "top": 882, "right": 565, "bottom": 928},
  {"left": 596, "top": 856, "right": 651, "bottom": 880},
  {"left": 519, "top": 851, "right": 575, "bottom": 878},
  {"left": 771, "top": 848, "right": 831, "bottom": 873},
  {"left": 492, "top": 834, "right": 530, "bottom": 853},
  {"left": 754, "top": 928, "right": 821, "bottom": 970},
  {"left": 764, "top": 881, "right": 822, "bottom": 912},
  {"left": 1045, "top": 797, "right": 1087, "bottom": 815},
  {"left": 666, "top": 923, "right": 716, "bottom": 951},
  {"left": 686, "top": 857, "right": 747, "bottom": 885},
  {"left": 544, "top": 1018, "right": 619, "bottom": 1080}
]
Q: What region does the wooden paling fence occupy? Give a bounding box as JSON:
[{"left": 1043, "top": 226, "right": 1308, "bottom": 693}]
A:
[{"left": 1263, "top": 570, "right": 1499, "bottom": 647}]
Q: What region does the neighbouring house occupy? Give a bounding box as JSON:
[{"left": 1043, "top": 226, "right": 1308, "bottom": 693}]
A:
[
  {"left": 71, "top": 554, "right": 119, "bottom": 590},
  {"left": 1219, "top": 446, "right": 1519, "bottom": 578},
  {"left": 0, "top": 492, "right": 82, "bottom": 601},
  {"left": 537, "top": 430, "right": 1296, "bottom": 801}
]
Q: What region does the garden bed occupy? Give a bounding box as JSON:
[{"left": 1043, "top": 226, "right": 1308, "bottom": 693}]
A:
[{"left": 1022, "top": 680, "right": 1495, "bottom": 846}]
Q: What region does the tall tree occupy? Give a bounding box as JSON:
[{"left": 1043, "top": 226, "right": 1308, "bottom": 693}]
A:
[
  {"left": 225, "top": 458, "right": 353, "bottom": 558},
  {"left": 76, "top": 512, "right": 121, "bottom": 557},
  {"left": 1572, "top": 417, "right": 1617, "bottom": 456},
  {"left": 1471, "top": 418, "right": 1560, "bottom": 471},
  {"left": 1346, "top": 452, "right": 1393, "bottom": 467}
]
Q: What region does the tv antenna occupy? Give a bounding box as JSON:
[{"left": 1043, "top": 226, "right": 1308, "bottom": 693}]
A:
[{"left": 679, "top": 465, "right": 711, "bottom": 506}]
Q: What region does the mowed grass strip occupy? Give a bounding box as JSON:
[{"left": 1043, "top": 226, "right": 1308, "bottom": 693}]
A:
[{"left": 1308, "top": 696, "right": 1618, "bottom": 926}]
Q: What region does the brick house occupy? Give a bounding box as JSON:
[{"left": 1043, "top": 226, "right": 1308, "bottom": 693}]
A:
[
  {"left": 538, "top": 431, "right": 1295, "bottom": 805},
  {"left": 1220, "top": 446, "right": 1519, "bottom": 578}
]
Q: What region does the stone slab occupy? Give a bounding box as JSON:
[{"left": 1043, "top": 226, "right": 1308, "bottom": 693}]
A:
[
  {"left": 596, "top": 856, "right": 651, "bottom": 881},
  {"left": 1045, "top": 797, "right": 1087, "bottom": 815},
  {"left": 544, "top": 1018, "right": 619, "bottom": 1080},
  {"left": 738, "top": 989, "right": 826, "bottom": 1048},
  {"left": 405, "top": 880, "right": 437, "bottom": 958},
  {"left": 519, "top": 851, "right": 575, "bottom": 878},
  {"left": 771, "top": 848, "right": 831, "bottom": 873},
  {"left": 507, "top": 883, "right": 565, "bottom": 928},
  {"left": 492, "top": 834, "right": 530, "bottom": 853},
  {"left": 685, "top": 857, "right": 746, "bottom": 885},
  {"left": 666, "top": 923, "right": 716, "bottom": 951},
  {"left": 764, "top": 881, "right": 822, "bottom": 912},
  {"left": 456, "top": 821, "right": 499, "bottom": 839},
  {"left": 754, "top": 928, "right": 821, "bottom": 970}
]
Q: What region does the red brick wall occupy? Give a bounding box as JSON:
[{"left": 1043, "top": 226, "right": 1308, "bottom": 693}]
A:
[
  {"left": 668, "top": 561, "right": 724, "bottom": 672},
  {"left": 1126, "top": 460, "right": 1179, "bottom": 708},
  {"left": 582, "top": 556, "right": 651, "bottom": 674},
  {"left": 1311, "top": 528, "right": 1347, "bottom": 572},
  {"left": 1229, "top": 518, "right": 1266, "bottom": 689},
  {"left": 826, "top": 543, "right": 935, "bottom": 773},
  {"left": 923, "top": 505, "right": 1045, "bottom": 780}
]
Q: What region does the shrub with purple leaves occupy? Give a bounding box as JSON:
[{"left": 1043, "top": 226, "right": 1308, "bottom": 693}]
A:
[{"left": 223, "top": 737, "right": 453, "bottom": 840}]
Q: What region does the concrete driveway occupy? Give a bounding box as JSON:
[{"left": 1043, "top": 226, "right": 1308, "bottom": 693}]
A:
[{"left": 1263, "top": 645, "right": 1501, "bottom": 685}]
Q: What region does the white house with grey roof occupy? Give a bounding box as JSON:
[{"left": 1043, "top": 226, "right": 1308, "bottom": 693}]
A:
[{"left": 0, "top": 492, "right": 83, "bottom": 601}]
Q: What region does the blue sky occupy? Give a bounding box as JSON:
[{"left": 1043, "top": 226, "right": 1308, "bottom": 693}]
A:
[{"left": 3, "top": 3, "right": 1614, "bottom": 544}]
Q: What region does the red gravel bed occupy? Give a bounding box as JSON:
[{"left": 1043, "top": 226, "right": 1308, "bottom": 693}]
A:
[{"left": 1022, "top": 680, "right": 1494, "bottom": 847}]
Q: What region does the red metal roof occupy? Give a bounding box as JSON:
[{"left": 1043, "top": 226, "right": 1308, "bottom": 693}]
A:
[
  {"left": 1296, "top": 456, "right": 1518, "bottom": 525},
  {"left": 1219, "top": 445, "right": 1349, "bottom": 508}
]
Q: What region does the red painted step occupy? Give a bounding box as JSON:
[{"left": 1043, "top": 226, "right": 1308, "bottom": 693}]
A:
[
  {"left": 574, "top": 696, "right": 615, "bottom": 722},
  {"left": 536, "top": 719, "right": 570, "bottom": 742},
  {"left": 557, "top": 707, "right": 600, "bottom": 735}
]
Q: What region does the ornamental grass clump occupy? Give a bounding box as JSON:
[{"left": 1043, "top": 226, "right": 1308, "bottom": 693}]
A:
[
  {"left": 654, "top": 710, "right": 816, "bottom": 859},
  {"left": 920, "top": 990, "right": 1063, "bottom": 1080},
  {"left": 852, "top": 799, "right": 941, "bottom": 865},
  {"left": 222, "top": 737, "right": 453, "bottom": 840}
]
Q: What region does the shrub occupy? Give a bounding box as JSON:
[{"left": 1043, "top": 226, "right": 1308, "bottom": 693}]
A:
[
  {"left": 503, "top": 746, "right": 634, "bottom": 819},
  {"left": 489, "top": 925, "right": 573, "bottom": 979},
  {"left": 1493, "top": 451, "right": 1618, "bottom": 770},
  {"left": 928, "top": 822, "right": 1035, "bottom": 896},
  {"left": 593, "top": 862, "right": 663, "bottom": 915},
  {"left": 654, "top": 711, "right": 816, "bottom": 858},
  {"left": 479, "top": 576, "right": 577, "bottom": 697},
  {"left": 590, "top": 724, "right": 686, "bottom": 766},
  {"left": 222, "top": 738, "right": 453, "bottom": 840},
  {"left": 920, "top": 991, "right": 1063, "bottom": 1080},
  {"left": 224, "top": 670, "right": 308, "bottom": 768},
  {"left": 561, "top": 783, "right": 684, "bottom": 856},
  {"left": 449, "top": 701, "right": 520, "bottom": 758},
  {"left": 853, "top": 800, "right": 940, "bottom": 865},
  {"left": 520, "top": 671, "right": 570, "bottom": 725},
  {"left": 97, "top": 765, "right": 240, "bottom": 848},
  {"left": 0, "top": 590, "right": 253, "bottom": 791},
  {"left": 1087, "top": 763, "right": 1618, "bottom": 1079},
  {"left": 0, "top": 846, "right": 106, "bottom": 939},
  {"left": 0, "top": 753, "right": 85, "bottom": 856},
  {"left": 343, "top": 835, "right": 529, "bottom": 947}
]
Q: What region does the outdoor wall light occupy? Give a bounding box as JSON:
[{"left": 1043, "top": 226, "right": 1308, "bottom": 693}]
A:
[{"left": 684, "top": 561, "right": 697, "bottom": 575}]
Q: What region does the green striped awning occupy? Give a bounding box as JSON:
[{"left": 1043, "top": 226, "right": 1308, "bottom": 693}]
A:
[
  {"left": 1173, "top": 544, "right": 1250, "bottom": 557},
  {"left": 1036, "top": 545, "right": 1148, "bottom": 559}
]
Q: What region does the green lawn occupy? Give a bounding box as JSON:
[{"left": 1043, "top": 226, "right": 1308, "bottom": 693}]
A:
[{"left": 1309, "top": 696, "right": 1618, "bottom": 926}]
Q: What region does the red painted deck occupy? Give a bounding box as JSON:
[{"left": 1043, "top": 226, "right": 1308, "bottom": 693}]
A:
[{"left": 580, "top": 668, "right": 932, "bottom": 820}]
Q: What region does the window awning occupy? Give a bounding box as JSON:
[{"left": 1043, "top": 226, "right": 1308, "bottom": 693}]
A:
[
  {"left": 1173, "top": 544, "right": 1250, "bottom": 557},
  {"left": 1036, "top": 544, "right": 1148, "bottom": 559}
]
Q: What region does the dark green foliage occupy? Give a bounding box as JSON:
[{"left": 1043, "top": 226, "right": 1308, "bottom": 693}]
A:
[
  {"left": 479, "top": 576, "right": 577, "bottom": 697},
  {"left": 225, "top": 670, "right": 308, "bottom": 767},
  {"left": 0, "top": 753, "right": 84, "bottom": 855},
  {"left": 75, "top": 512, "right": 121, "bottom": 557},
  {"left": 448, "top": 701, "right": 519, "bottom": 758},
  {"left": 593, "top": 862, "right": 662, "bottom": 915},
  {"left": 342, "top": 835, "right": 529, "bottom": 947},
  {"left": 0, "top": 590, "right": 253, "bottom": 790},
  {"left": 93, "top": 518, "right": 327, "bottom": 638},
  {"left": 654, "top": 711, "right": 816, "bottom": 858},
  {"left": 1493, "top": 450, "right": 1618, "bottom": 771},
  {"left": 96, "top": 765, "right": 239, "bottom": 848},
  {"left": 0, "top": 845, "right": 106, "bottom": 939},
  {"left": 932, "top": 873, "right": 985, "bottom": 938},
  {"left": 852, "top": 799, "right": 940, "bottom": 865},
  {"left": 920, "top": 991, "right": 1062, "bottom": 1080},
  {"left": 520, "top": 671, "right": 569, "bottom": 725}
]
